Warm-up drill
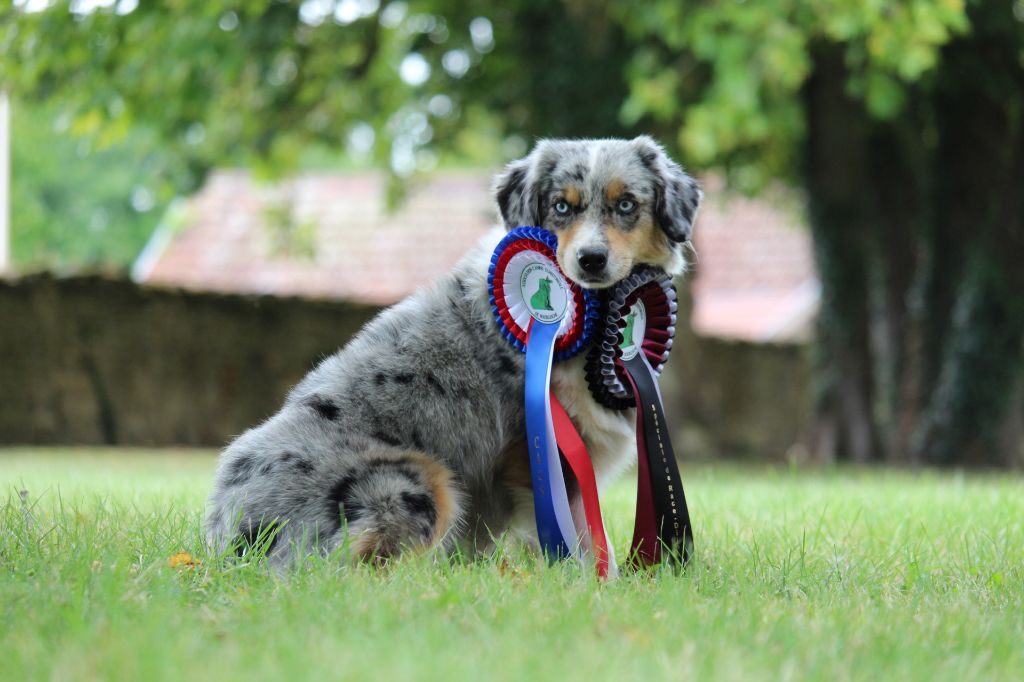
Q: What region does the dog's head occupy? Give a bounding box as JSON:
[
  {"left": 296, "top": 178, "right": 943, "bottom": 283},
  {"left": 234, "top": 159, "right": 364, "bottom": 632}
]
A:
[{"left": 493, "top": 136, "right": 702, "bottom": 288}]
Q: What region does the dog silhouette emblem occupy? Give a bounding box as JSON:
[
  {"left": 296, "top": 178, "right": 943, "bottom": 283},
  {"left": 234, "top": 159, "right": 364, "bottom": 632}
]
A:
[
  {"left": 621, "top": 310, "right": 638, "bottom": 350},
  {"left": 530, "top": 277, "right": 554, "bottom": 312}
]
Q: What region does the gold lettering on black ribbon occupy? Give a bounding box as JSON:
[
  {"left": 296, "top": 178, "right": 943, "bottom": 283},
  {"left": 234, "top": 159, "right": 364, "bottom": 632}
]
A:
[{"left": 624, "top": 354, "right": 693, "bottom": 563}]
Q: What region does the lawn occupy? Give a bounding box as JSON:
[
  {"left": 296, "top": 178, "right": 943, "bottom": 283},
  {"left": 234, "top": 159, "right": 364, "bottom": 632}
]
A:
[{"left": 2, "top": 449, "right": 1022, "bottom": 681}]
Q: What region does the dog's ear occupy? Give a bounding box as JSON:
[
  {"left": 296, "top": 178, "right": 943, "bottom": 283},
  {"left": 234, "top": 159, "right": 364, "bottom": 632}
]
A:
[
  {"left": 636, "top": 137, "right": 703, "bottom": 243},
  {"left": 658, "top": 168, "right": 703, "bottom": 243},
  {"left": 493, "top": 156, "right": 541, "bottom": 229}
]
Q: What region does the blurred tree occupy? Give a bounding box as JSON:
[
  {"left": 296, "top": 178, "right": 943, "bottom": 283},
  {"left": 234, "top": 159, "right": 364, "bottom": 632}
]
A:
[
  {"left": 2, "top": 0, "right": 1021, "bottom": 463},
  {"left": 0, "top": 0, "right": 634, "bottom": 187},
  {"left": 9, "top": 99, "right": 170, "bottom": 270},
  {"left": 909, "top": 6, "right": 1024, "bottom": 464},
  {"left": 614, "top": 0, "right": 1024, "bottom": 465}
]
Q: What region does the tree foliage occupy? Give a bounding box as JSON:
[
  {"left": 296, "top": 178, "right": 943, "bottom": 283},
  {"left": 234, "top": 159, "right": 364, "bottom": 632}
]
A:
[
  {"left": 611, "top": 0, "right": 1023, "bottom": 464},
  {"left": 1, "top": 0, "right": 636, "bottom": 189},
  {"left": 613, "top": 0, "right": 969, "bottom": 189},
  {"left": 9, "top": 99, "right": 168, "bottom": 269},
  {"left": 0, "top": 1, "right": 991, "bottom": 186}
]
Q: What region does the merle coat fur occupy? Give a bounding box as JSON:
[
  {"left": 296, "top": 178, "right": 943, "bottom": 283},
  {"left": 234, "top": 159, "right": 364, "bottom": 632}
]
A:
[{"left": 205, "top": 136, "right": 702, "bottom": 568}]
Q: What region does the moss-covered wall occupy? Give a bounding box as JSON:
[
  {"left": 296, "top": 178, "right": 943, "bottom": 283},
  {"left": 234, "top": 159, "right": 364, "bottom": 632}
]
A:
[
  {"left": 0, "top": 274, "right": 380, "bottom": 446},
  {"left": 0, "top": 274, "right": 815, "bottom": 459},
  {"left": 671, "top": 336, "right": 813, "bottom": 460}
]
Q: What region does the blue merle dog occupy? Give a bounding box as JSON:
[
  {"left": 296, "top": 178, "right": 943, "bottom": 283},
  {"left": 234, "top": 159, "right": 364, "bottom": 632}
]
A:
[{"left": 205, "top": 136, "right": 702, "bottom": 568}]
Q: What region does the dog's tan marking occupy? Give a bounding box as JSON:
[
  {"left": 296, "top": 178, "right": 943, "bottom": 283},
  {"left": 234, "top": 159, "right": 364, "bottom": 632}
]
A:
[
  {"left": 413, "top": 451, "right": 460, "bottom": 544},
  {"left": 349, "top": 449, "right": 460, "bottom": 557},
  {"left": 352, "top": 531, "right": 392, "bottom": 565},
  {"left": 555, "top": 210, "right": 678, "bottom": 282},
  {"left": 563, "top": 185, "right": 581, "bottom": 206},
  {"left": 601, "top": 212, "right": 677, "bottom": 277},
  {"left": 604, "top": 222, "right": 646, "bottom": 267},
  {"left": 604, "top": 213, "right": 654, "bottom": 257},
  {"left": 605, "top": 179, "right": 626, "bottom": 202},
  {"left": 556, "top": 218, "right": 587, "bottom": 271},
  {"left": 632, "top": 213, "right": 677, "bottom": 264}
]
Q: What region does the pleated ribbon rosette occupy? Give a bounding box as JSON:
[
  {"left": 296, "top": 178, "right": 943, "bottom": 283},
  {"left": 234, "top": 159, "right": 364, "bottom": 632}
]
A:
[{"left": 584, "top": 266, "right": 694, "bottom": 567}]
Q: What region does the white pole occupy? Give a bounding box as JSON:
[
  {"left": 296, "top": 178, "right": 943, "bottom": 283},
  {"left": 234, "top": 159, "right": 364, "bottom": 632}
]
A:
[{"left": 0, "top": 90, "right": 9, "bottom": 274}]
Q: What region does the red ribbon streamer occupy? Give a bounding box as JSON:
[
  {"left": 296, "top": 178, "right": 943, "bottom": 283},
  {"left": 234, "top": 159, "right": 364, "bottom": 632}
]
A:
[{"left": 549, "top": 393, "right": 611, "bottom": 579}]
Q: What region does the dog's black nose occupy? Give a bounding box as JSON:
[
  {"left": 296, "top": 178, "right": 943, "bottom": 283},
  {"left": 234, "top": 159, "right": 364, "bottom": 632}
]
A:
[{"left": 577, "top": 248, "right": 608, "bottom": 275}]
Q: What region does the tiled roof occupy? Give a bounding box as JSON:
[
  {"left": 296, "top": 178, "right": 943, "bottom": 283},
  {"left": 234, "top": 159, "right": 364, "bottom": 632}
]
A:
[
  {"left": 135, "top": 170, "right": 818, "bottom": 342},
  {"left": 689, "top": 184, "right": 819, "bottom": 342},
  {"left": 136, "top": 170, "right": 496, "bottom": 305}
]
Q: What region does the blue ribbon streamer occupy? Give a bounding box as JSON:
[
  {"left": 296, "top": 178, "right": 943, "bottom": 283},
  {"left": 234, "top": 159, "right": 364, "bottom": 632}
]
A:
[
  {"left": 486, "top": 226, "right": 594, "bottom": 562},
  {"left": 524, "top": 318, "right": 579, "bottom": 559}
]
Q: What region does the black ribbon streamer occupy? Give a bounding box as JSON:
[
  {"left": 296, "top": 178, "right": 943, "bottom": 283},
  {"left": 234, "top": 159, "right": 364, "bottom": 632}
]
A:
[
  {"left": 583, "top": 266, "right": 695, "bottom": 567},
  {"left": 623, "top": 354, "right": 694, "bottom": 564}
]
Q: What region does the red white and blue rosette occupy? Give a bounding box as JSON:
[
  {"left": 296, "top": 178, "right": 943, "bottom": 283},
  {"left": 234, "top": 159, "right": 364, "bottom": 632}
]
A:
[
  {"left": 584, "top": 266, "right": 694, "bottom": 567},
  {"left": 488, "top": 227, "right": 610, "bottom": 576},
  {"left": 488, "top": 227, "right": 596, "bottom": 361}
]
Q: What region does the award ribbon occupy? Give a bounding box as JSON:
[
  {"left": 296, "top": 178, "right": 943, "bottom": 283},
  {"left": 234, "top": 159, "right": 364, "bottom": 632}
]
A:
[
  {"left": 550, "top": 393, "right": 611, "bottom": 577},
  {"left": 488, "top": 228, "right": 607, "bottom": 570},
  {"left": 584, "top": 266, "right": 694, "bottom": 566},
  {"left": 523, "top": 314, "right": 575, "bottom": 557}
]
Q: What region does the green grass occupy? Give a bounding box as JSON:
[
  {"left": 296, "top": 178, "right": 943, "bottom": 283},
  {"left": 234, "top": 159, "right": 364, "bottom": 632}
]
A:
[{"left": 2, "top": 448, "right": 1023, "bottom": 681}]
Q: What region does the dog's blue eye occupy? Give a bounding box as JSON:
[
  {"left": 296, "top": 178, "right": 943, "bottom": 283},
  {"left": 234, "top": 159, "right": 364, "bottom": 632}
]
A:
[
  {"left": 617, "top": 199, "right": 637, "bottom": 213},
  {"left": 554, "top": 201, "right": 571, "bottom": 215}
]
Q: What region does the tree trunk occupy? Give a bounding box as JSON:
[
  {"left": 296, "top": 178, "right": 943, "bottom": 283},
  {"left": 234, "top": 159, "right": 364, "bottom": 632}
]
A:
[
  {"left": 802, "top": 45, "right": 877, "bottom": 463},
  {"left": 864, "top": 111, "right": 928, "bottom": 463},
  {"left": 913, "top": 8, "right": 1024, "bottom": 464}
]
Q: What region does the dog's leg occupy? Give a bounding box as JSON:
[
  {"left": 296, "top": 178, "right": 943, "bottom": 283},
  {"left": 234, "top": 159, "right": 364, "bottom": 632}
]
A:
[{"left": 323, "top": 449, "right": 464, "bottom": 565}]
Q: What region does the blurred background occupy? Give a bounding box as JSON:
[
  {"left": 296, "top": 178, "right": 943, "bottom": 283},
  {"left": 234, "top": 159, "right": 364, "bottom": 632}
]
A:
[{"left": 0, "top": 0, "right": 1021, "bottom": 467}]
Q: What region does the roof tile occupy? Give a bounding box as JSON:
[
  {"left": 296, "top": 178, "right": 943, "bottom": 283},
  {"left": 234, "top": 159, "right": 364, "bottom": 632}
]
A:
[{"left": 140, "top": 170, "right": 818, "bottom": 341}]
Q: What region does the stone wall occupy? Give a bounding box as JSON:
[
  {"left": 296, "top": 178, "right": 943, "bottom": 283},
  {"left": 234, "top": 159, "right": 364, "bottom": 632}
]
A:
[
  {"left": 670, "top": 335, "right": 813, "bottom": 460},
  {"left": 0, "top": 274, "right": 379, "bottom": 446},
  {"left": 0, "top": 274, "right": 814, "bottom": 459}
]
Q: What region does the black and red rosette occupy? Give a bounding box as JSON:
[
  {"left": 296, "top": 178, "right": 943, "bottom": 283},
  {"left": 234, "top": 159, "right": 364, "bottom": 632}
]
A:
[
  {"left": 487, "top": 227, "right": 610, "bottom": 576},
  {"left": 584, "top": 266, "right": 678, "bottom": 410},
  {"left": 584, "top": 266, "right": 694, "bottom": 567}
]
